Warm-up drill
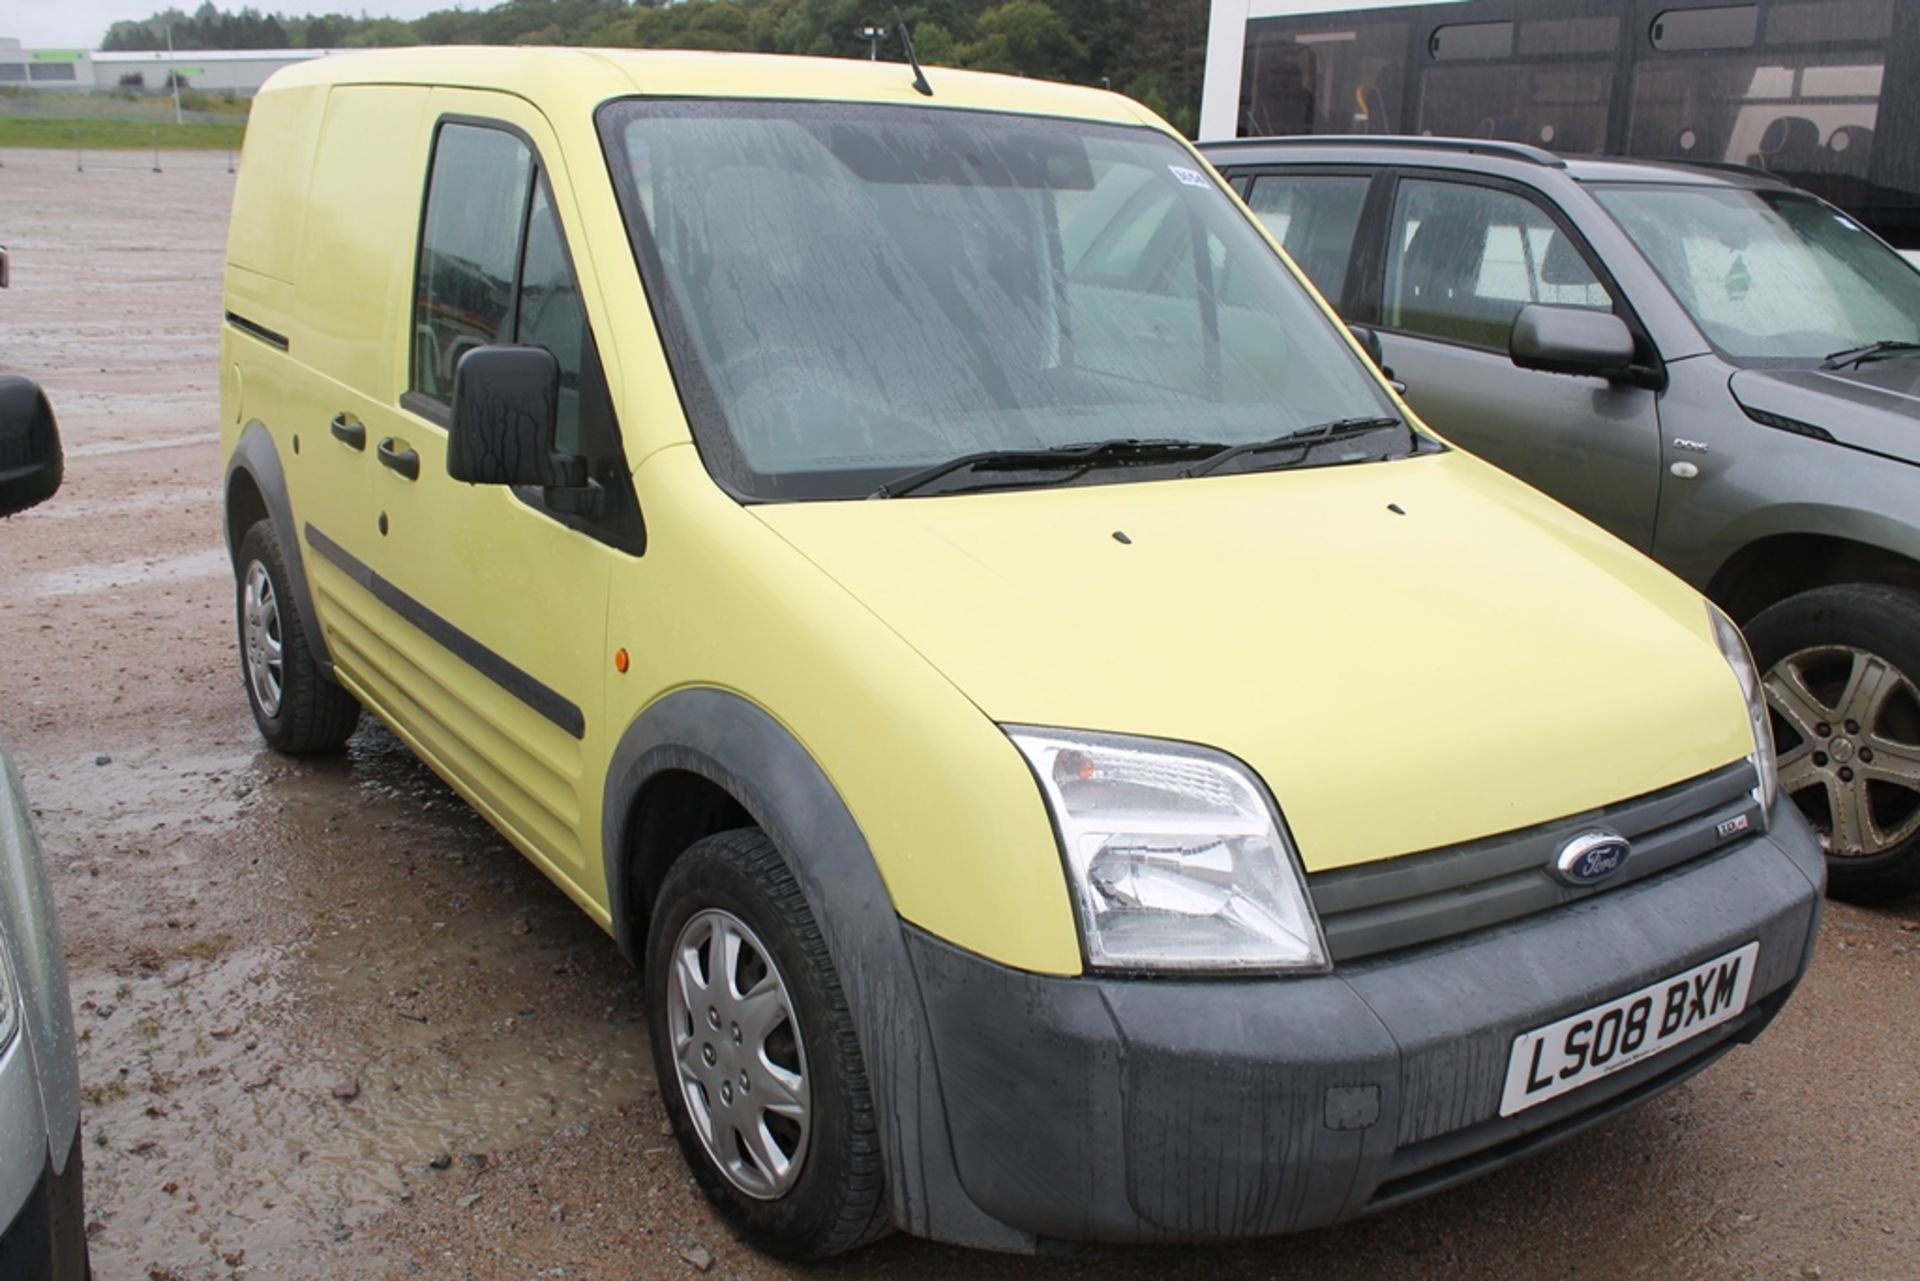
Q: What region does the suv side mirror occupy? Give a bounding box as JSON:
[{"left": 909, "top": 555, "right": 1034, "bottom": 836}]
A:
[
  {"left": 1509, "top": 304, "right": 1635, "bottom": 380},
  {"left": 0, "top": 376, "right": 63, "bottom": 519},
  {"left": 447, "top": 345, "right": 602, "bottom": 514}
]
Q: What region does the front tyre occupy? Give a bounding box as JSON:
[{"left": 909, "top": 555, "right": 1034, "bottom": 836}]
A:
[
  {"left": 235, "top": 519, "right": 360, "bottom": 754},
  {"left": 645, "top": 829, "right": 889, "bottom": 1259},
  {"left": 1747, "top": 583, "right": 1920, "bottom": 903}
]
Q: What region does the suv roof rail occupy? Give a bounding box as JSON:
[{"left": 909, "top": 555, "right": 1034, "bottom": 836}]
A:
[
  {"left": 1200, "top": 134, "right": 1567, "bottom": 169},
  {"left": 1645, "top": 157, "right": 1794, "bottom": 187}
]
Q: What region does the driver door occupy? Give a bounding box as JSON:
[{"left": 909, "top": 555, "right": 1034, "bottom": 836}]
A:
[{"left": 358, "top": 91, "right": 644, "bottom": 899}]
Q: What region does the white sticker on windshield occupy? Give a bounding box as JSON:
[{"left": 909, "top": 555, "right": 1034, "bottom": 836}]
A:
[{"left": 1168, "top": 164, "right": 1211, "bottom": 189}]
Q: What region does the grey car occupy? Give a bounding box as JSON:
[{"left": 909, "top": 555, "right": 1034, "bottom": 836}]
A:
[
  {"left": 0, "top": 368, "right": 87, "bottom": 1276},
  {"left": 1200, "top": 136, "right": 1920, "bottom": 904}
]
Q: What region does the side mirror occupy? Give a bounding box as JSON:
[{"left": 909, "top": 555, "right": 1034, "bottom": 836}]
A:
[
  {"left": 1510, "top": 304, "right": 1635, "bottom": 380},
  {"left": 1349, "top": 323, "right": 1407, "bottom": 395},
  {"left": 447, "top": 345, "right": 601, "bottom": 514},
  {"left": 0, "top": 246, "right": 10, "bottom": 290},
  {"left": 0, "top": 376, "right": 63, "bottom": 519}
]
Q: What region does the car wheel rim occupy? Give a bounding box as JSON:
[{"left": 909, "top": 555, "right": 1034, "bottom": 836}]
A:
[
  {"left": 1765, "top": 644, "right": 1920, "bottom": 857},
  {"left": 242, "top": 560, "right": 285, "bottom": 718},
  {"left": 667, "top": 907, "right": 810, "bottom": 1200}
]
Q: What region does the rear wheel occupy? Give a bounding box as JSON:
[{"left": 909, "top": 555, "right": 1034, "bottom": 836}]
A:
[
  {"left": 235, "top": 519, "right": 359, "bottom": 754},
  {"left": 645, "top": 829, "right": 889, "bottom": 1259},
  {"left": 1747, "top": 583, "right": 1920, "bottom": 903}
]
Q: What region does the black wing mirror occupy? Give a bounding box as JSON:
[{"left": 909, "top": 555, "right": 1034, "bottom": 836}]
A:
[
  {"left": 1509, "top": 304, "right": 1636, "bottom": 380},
  {"left": 0, "top": 376, "right": 63, "bottom": 519},
  {"left": 446, "top": 345, "right": 602, "bottom": 515},
  {"left": 1348, "top": 323, "right": 1406, "bottom": 395}
]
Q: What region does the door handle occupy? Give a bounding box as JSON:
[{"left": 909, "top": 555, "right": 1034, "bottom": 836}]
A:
[
  {"left": 330, "top": 413, "right": 367, "bottom": 451},
  {"left": 376, "top": 437, "right": 420, "bottom": 481}
]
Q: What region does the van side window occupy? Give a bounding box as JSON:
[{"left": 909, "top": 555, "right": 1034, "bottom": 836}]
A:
[
  {"left": 516, "top": 185, "right": 587, "bottom": 456},
  {"left": 412, "top": 123, "right": 535, "bottom": 403},
  {"left": 410, "top": 119, "right": 643, "bottom": 552}
]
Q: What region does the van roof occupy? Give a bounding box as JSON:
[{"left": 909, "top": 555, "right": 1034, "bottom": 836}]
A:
[{"left": 259, "top": 46, "right": 1159, "bottom": 131}]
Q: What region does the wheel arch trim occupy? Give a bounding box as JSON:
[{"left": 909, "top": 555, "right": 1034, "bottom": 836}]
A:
[
  {"left": 225, "top": 421, "right": 332, "bottom": 674},
  {"left": 600, "top": 686, "right": 1030, "bottom": 1250}
]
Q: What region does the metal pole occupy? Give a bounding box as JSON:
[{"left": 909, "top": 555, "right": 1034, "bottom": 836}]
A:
[
  {"left": 167, "top": 25, "right": 183, "bottom": 126},
  {"left": 153, "top": 129, "right": 162, "bottom": 173}
]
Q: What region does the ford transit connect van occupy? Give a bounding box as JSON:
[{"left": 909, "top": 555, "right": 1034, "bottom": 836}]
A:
[{"left": 220, "top": 48, "right": 1822, "bottom": 1259}]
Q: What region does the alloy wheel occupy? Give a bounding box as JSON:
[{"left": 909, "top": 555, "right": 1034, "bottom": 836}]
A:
[{"left": 1765, "top": 644, "right": 1920, "bottom": 857}]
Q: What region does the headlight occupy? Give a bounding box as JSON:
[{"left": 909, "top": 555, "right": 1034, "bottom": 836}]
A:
[
  {"left": 1709, "top": 605, "right": 1777, "bottom": 813},
  {"left": 1008, "top": 727, "right": 1328, "bottom": 974}
]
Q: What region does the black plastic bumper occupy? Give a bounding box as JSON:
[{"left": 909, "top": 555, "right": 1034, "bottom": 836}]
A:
[
  {"left": 0, "top": 1127, "right": 88, "bottom": 1280},
  {"left": 904, "top": 806, "right": 1824, "bottom": 1245}
]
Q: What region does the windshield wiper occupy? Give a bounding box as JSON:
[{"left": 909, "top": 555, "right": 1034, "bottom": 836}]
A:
[
  {"left": 1180, "top": 417, "right": 1406, "bottom": 479},
  {"left": 870, "top": 438, "right": 1225, "bottom": 499},
  {"left": 1820, "top": 340, "right": 1920, "bottom": 371}
]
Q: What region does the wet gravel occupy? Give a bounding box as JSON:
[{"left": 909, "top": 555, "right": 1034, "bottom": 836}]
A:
[{"left": 1, "top": 147, "right": 1916, "bottom": 1280}]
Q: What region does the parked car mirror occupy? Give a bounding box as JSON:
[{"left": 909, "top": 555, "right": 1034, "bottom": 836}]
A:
[
  {"left": 1509, "top": 304, "right": 1635, "bottom": 380},
  {"left": 0, "top": 245, "right": 10, "bottom": 290},
  {"left": 0, "top": 375, "right": 63, "bottom": 519},
  {"left": 447, "top": 344, "right": 596, "bottom": 491},
  {"left": 1349, "top": 324, "right": 1407, "bottom": 395}
]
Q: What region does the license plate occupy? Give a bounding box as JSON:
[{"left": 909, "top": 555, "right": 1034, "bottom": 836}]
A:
[{"left": 1499, "top": 942, "right": 1759, "bottom": 1117}]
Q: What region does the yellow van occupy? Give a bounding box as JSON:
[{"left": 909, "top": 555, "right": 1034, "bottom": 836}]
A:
[{"left": 220, "top": 47, "right": 1822, "bottom": 1258}]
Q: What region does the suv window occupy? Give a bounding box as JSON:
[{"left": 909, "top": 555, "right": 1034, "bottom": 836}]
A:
[
  {"left": 1244, "top": 173, "right": 1369, "bottom": 301},
  {"left": 1384, "top": 178, "right": 1612, "bottom": 349}
]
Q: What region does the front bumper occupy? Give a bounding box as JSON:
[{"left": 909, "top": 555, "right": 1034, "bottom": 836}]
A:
[
  {"left": 0, "top": 1127, "right": 87, "bottom": 1279},
  {"left": 905, "top": 804, "right": 1824, "bottom": 1244}
]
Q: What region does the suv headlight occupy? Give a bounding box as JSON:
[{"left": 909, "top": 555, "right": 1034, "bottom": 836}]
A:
[
  {"left": 1008, "top": 727, "right": 1328, "bottom": 974},
  {"left": 1709, "top": 605, "right": 1777, "bottom": 813}
]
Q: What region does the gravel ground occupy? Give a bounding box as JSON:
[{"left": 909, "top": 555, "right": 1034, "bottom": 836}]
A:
[{"left": 0, "top": 147, "right": 1916, "bottom": 1281}]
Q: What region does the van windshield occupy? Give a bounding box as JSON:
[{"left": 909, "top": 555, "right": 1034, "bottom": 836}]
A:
[{"left": 598, "top": 100, "right": 1407, "bottom": 500}]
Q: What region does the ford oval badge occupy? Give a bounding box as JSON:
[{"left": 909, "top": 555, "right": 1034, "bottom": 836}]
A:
[{"left": 1552, "top": 831, "right": 1632, "bottom": 886}]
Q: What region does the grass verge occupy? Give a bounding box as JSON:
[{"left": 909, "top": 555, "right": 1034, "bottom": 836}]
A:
[{"left": 0, "top": 118, "right": 246, "bottom": 151}]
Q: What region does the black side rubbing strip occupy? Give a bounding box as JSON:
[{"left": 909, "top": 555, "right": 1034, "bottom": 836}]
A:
[
  {"left": 303, "top": 522, "right": 585, "bottom": 739},
  {"left": 224, "top": 311, "right": 291, "bottom": 352}
]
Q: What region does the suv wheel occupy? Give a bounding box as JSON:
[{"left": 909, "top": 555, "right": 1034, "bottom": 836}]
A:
[
  {"left": 235, "top": 519, "right": 360, "bottom": 754},
  {"left": 645, "top": 829, "right": 889, "bottom": 1259},
  {"left": 1747, "top": 583, "right": 1920, "bottom": 902}
]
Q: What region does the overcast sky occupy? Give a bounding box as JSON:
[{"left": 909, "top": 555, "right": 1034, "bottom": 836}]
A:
[{"left": 8, "top": 1, "right": 469, "bottom": 50}]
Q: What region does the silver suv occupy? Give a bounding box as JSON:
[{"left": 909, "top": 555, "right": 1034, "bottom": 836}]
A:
[
  {"left": 0, "top": 371, "right": 87, "bottom": 1278},
  {"left": 1201, "top": 136, "right": 1920, "bottom": 903}
]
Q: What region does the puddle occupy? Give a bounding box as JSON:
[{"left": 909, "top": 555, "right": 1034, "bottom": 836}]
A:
[
  {"left": 28, "top": 484, "right": 217, "bottom": 520},
  {"left": 24, "top": 545, "right": 228, "bottom": 598},
  {"left": 71, "top": 722, "right": 656, "bottom": 1276},
  {"left": 63, "top": 431, "right": 222, "bottom": 460}
]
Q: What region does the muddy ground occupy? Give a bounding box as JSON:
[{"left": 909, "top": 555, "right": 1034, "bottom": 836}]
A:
[{"left": 0, "top": 147, "right": 1915, "bottom": 1280}]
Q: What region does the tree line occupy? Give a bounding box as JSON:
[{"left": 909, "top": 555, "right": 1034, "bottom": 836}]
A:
[{"left": 99, "top": 0, "right": 1207, "bottom": 134}]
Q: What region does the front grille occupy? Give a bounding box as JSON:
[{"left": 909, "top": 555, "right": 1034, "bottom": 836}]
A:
[{"left": 1309, "top": 761, "right": 1762, "bottom": 963}]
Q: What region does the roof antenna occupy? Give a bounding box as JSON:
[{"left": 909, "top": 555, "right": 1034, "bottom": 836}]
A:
[{"left": 892, "top": 5, "right": 933, "bottom": 96}]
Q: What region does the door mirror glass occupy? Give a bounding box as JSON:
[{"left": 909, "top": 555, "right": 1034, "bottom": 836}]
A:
[
  {"left": 1509, "top": 304, "right": 1635, "bottom": 378},
  {"left": 0, "top": 376, "right": 63, "bottom": 519},
  {"left": 447, "top": 345, "right": 581, "bottom": 488}
]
